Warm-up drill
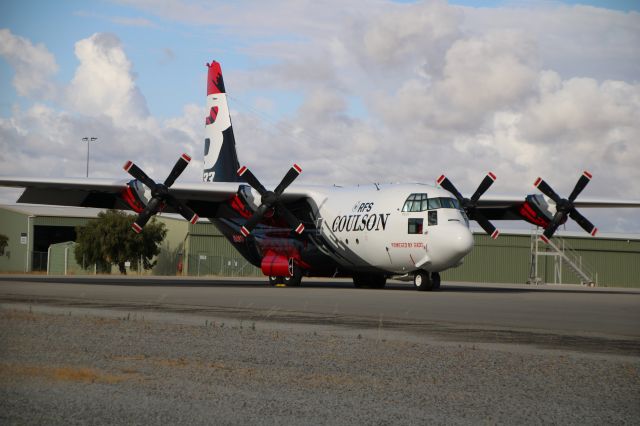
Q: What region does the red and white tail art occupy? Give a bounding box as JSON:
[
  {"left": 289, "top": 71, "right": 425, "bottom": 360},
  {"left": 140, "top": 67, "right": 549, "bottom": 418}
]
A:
[{"left": 203, "top": 61, "right": 240, "bottom": 182}]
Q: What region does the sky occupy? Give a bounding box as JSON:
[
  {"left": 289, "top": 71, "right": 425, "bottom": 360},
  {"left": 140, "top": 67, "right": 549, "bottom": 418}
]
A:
[{"left": 0, "top": 0, "right": 639, "bottom": 234}]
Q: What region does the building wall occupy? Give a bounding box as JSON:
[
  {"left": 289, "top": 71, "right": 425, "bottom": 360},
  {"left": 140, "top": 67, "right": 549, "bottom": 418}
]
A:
[
  {"left": 152, "top": 216, "right": 189, "bottom": 276},
  {"left": 442, "top": 233, "right": 640, "bottom": 288},
  {"left": 184, "top": 222, "right": 261, "bottom": 277},
  {"left": 0, "top": 207, "right": 31, "bottom": 272}
]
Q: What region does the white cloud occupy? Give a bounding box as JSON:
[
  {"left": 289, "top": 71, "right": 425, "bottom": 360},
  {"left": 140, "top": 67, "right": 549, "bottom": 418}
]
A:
[
  {"left": 65, "top": 33, "right": 149, "bottom": 126},
  {"left": 0, "top": 28, "right": 58, "bottom": 98},
  {"left": 2, "top": 2, "right": 640, "bottom": 233}
]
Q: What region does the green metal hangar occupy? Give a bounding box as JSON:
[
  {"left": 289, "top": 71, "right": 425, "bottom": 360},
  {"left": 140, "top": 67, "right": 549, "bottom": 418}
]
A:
[
  {"left": 0, "top": 204, "right": 260, "bottom": 277},
  {"left": 0, "top": 204, "right": 638, "bottom": 287}
]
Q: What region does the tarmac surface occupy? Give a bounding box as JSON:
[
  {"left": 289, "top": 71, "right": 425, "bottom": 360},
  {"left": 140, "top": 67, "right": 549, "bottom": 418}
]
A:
[
  {"left": 1, "top": 275, "right": 639, "bottom": 424},
  {"left": 0, "top": 275, "right": 639, "bottom": 341}
]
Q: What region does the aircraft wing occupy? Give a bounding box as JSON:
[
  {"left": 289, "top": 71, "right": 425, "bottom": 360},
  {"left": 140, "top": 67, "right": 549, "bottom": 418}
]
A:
[
  {"left": 475, "top": 195, "right": 640, "bottom": 221},
  {"left": 0, "top": 177, "right": 238, "bottom": 216},
  {"left": 0, "top": 177, "right": 320, "bottom": 218}
]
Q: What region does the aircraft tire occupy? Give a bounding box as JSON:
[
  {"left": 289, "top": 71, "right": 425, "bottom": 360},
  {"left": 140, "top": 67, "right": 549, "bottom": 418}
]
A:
[
  {"left": 283, "top": 265, "right": 303, "bottom": 287},
  {"left": 431, "top": 272, "right": 441, "bottom": 290},
  {"left": 268, "top": 276, "right": 284, "bottom": 286},
  {"left": 353, "top": 273, "right": 386, "bottom": 289},
  {"left": 414, "top": 271, "right": 433, "bottom": 291}
]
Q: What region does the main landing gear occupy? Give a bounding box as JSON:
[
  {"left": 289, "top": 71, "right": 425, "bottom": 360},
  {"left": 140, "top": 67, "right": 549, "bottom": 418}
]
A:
[
  {"left": 414, "top": 271, "right": 441, "bottom": 291},
  {"left": 352, "top": 273, "right": 387, "bottom": 289},
  {"left": 268, "top": 264, "right": 303, "bottom": 287}
]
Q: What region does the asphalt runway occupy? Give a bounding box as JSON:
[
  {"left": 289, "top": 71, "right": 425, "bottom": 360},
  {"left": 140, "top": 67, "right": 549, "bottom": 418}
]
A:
[
  {"left": 1, "top": 275, "right": 639, "bottom": 349},
  {"left": 2, "top": 275, "right": 639, "bottom": 424}
]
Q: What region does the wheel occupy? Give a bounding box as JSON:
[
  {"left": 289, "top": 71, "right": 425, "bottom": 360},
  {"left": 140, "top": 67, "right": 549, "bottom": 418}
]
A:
[
  {"left": 352, "top": 273, "right": 366, "bottom": 288},
  {"left": 283, "top": 264, "right": 303, "bottom": 287},
  {"left": 268, "top": 276, "right": 284, "bottom": 286},
  {"left": 414, "top": 271, "right": 433, "bottom": 291},
  {"left": 369, "top": 274, "right": 387, "bottom": 289},
  {"left": 353, "top": 273, "right": 387, "bottom": 289},
  {"left": 431, "top": 272, "right": 441, "bottom": 290}
]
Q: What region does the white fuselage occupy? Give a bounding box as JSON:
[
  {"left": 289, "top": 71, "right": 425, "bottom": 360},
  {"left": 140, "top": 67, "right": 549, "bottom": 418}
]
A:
[{"left": 312, "top": 183, "right": 474, "bottom": 274}]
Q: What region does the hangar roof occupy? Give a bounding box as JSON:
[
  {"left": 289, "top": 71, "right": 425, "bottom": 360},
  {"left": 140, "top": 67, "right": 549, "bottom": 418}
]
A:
[
  {"left": 0, "top": 204, "right": 186, "bottom": 221},
  {"left": 0, "top": 204, "right": 105, "bottom": 218}
]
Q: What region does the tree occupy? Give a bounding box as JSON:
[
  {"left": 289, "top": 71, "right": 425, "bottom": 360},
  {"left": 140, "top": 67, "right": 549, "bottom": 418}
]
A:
[
  {"left": 0, "top": 234, "right": 7, "bottom": 256},
  {"left": 74, "top": 210, "right": 167, "bottom": 274}
]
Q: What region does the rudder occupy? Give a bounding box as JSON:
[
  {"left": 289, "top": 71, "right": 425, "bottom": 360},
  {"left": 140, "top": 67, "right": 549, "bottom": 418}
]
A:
[{"left": 203, "top": 61, "right": 240, "bottom": 182}]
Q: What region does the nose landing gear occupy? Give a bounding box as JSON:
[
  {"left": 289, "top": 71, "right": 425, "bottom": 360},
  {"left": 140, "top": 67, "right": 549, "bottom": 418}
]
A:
[{"left": 414, "top": 271, "right": 441, "bottom": 291}]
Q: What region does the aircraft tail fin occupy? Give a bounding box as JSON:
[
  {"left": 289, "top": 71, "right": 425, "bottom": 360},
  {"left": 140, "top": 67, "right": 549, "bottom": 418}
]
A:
[{"left": 203, "top": 61, "right": 240, "bottom": 182}]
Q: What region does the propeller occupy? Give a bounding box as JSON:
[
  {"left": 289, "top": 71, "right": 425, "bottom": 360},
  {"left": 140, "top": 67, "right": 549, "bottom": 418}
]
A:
[
  {"left": 237, "top": 164, "right": 305, "bottom": 237},
  {"left": 436, "top": 172, "right": 500, "bottom": 239},
  {"left": 534, "top": 171, "right": 597, "bottom": 242},
  {"left": 123, "top": 153, "right": 199, "bottom": 233}
]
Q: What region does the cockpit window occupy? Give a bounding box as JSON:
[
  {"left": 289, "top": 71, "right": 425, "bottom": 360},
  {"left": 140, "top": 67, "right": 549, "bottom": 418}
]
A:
[
  {"left": 401, "top": 193, "right": 428, "bottom": 212},
  {"left": 402, "top": 193, "right": 462, "bottom": 212}
]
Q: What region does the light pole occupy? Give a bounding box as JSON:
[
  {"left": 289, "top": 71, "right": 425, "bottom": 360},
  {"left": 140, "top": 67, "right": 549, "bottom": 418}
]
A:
[{"left": 82, "top": 137, "right": 98, "bottom": 177}]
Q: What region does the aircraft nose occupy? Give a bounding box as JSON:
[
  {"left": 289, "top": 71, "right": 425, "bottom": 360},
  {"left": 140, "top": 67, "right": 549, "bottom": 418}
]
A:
[{"left": 450, "top": 225, "right": 474, "bottom": 258}]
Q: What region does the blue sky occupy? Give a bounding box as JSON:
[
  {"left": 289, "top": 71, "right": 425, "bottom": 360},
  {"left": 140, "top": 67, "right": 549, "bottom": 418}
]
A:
[
  {"left": 2, "top": 0, "right": 638, "bottom": 119},
  {"left": 1, "top": 0, "right": 639, "bottom": 233}
]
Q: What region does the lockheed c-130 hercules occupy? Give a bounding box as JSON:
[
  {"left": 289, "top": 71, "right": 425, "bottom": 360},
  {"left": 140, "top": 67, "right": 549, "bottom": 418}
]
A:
[{"left": 1, "top": 61, "right": 639, "bottom": 290}]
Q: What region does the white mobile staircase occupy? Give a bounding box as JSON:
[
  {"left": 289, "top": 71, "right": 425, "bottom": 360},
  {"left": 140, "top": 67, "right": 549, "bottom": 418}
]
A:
[{"left": 528, "top": 228, "right": 598, "bottom": 286}]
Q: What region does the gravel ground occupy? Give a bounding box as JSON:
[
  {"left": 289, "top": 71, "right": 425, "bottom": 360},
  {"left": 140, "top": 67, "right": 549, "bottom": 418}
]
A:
[{"left": 1, "top": 304, "right": 639, "bottom": 425}]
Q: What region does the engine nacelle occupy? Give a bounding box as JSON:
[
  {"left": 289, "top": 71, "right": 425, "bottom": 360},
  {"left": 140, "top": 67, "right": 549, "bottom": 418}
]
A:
[
  {"left": 261, "top": 252, "right": 293, "bottom": 277},
  {"left": 518, "top": 194, "right": 558, "bottom": 228},
  {"left": 121, "top": 179, "right": 151, "bottom": 213}
]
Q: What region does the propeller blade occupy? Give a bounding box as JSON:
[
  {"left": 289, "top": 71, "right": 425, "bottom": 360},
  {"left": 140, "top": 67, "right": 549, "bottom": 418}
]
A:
[
  {"left": 164, "top": 153, "right": 191, "bottom": 187},
  {"left": 165, "top": 194, "right": 199, "bottom": 224},
  {"left": 474, "top": 211, "right": 499, "bottom": 239},
  {"left": 542, "top": 213, "right": 564, "bottom": 241},
  {"left": 534, "top": 177, "right": 562, "bottom": 204},
  {"left": 569, "top": 208, "right": 597, "bottom": 236},
  {"left": 436, "top": 175, "right": 464, "bottom": 203},
  {"left": 124, "top": 161, "right": 157, "bottom": 191},
  {"left": 237, "top": 166, "right": 268, "bottom": 196},
  {"left": 276, "top": 202, "right": 305, "bottom": 234},
  {"left": 470, "top": 172, "right": 496, "bottom": 204},
  {"left": 568, "top": 171, "right": 592, "bottom": 202},
  {"left": 132, "top": 197, "right": 162, "bottom": 233},
  {"left": 240, "top": 204, "right": 271, "bottom": 236},
  {"left": 274, "top": 164, "right": 302, "bottom": 196}
]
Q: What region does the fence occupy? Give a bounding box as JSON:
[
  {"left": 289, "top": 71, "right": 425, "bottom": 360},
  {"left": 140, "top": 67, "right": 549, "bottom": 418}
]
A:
[{"left": 186, "top": 253, "right": 262, "bottom": 277}]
